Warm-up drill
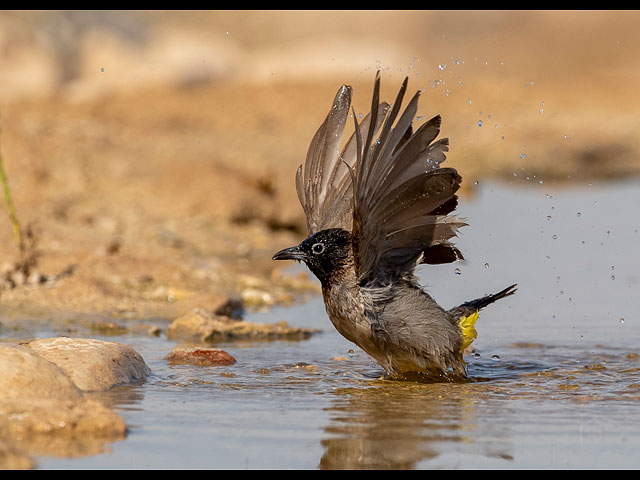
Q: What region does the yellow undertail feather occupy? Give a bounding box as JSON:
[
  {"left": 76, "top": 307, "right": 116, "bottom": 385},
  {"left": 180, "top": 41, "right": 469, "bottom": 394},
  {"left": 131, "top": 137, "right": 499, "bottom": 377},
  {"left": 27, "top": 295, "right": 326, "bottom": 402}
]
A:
[{"left": 459, "top": 310, "right": 479, "bottom": 352}]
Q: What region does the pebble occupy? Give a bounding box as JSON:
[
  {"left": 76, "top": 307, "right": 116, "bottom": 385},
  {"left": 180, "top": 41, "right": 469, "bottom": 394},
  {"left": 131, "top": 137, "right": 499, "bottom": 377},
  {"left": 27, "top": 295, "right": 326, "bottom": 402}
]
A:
[{"left": 166, "top": 346, "right": 236, "bottom": 366}]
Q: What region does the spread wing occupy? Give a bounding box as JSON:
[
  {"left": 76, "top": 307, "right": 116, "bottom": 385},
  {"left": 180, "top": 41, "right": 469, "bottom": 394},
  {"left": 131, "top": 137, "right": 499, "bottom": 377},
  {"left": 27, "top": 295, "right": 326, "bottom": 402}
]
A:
[
  {"left": 350, "top": 72, "right": 466, "bottom": 287},
  {"left": 295, "top": 85, "right": 389, "bottom": 234}
]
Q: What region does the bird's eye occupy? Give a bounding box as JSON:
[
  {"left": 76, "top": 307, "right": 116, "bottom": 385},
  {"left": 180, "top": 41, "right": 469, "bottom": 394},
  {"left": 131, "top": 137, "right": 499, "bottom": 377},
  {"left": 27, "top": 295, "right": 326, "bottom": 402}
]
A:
[{"left": 311, "top": 243, "right": 324, "bottom": 254}]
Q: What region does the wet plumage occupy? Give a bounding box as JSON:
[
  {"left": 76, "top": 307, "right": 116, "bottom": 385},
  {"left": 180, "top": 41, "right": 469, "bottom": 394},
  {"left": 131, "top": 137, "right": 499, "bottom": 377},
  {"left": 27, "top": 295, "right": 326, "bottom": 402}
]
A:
[{"left": 273, "top": 73, "right": 516, "bottom": 380}]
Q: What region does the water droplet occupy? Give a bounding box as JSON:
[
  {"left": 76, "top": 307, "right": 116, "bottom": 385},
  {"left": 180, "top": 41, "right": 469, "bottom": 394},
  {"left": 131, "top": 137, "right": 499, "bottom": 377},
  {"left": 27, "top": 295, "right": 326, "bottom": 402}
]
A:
[
  {"left": 501, "top": 136, "right": 505, "bottom": 141},
  {"left": 576, "top": 212, "right": 582, "bottom": 217},
  {"left": 467, "top": 98, "right": 472, "bottom": 105},
  {"left": 438, "top": 63, "right": 446, "bottom": 70},
  {"left": 484, "top": 262, "right": 490, "bottom": 268},
  {"left": 100, "top": 67, "right": 104, "bottom": 72},
  {"left": 529, "top": 81, "right": 535, "bottom": 86},
  {"left": 226, "top": 31, "right": 230, "bottom": 35},
  {"left": 520, "top": 154, "right": 527, "bottom": 159},
  {"left": 347, "top": 349, "right": 355, "bottom": 358},
  {"left": 611, "top": 274, "right": 616, "bottom": 280},
  {"left": 546, "top": 215, "right": 552, "bottom": 220},
  {"left": 620, "top": 317, "right": 625, "bottom": 324},
  {"left": 472, "top": 351, "right": 481, "bottom": 359},
  {"left": 594, "top": 201, "right": 598, "bottom": 206},
  {"left": 491, "top": 355, "right": 501, "bottom": 362},
  {"left": 552, "top": 234, "right": 558, "bottom": 239},
  {"left": 474, "top": 180, "right": 479, "bottom": 185},
  {"left": 454, "top": 268, "right": 461, "bottom": 275},
  {"left": 611, "top": 265, "right": 615, "bottom": 271},
  {"left": 477, "top": 120, "right": 483, "bottom": 127}
]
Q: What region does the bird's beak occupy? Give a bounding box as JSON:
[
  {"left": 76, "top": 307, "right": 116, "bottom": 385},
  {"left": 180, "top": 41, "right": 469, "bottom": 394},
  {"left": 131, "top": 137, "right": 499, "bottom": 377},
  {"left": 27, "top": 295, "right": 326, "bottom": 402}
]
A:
[{"left": 272, "top": 244, "right": 306, "bottom": 261}]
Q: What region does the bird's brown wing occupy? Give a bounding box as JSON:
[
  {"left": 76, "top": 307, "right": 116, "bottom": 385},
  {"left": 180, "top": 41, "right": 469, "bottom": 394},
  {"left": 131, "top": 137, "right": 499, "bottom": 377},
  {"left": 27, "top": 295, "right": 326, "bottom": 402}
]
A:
[
  {"left": 295, "top": 85, "right": 389, "bottom": 234},
  {"left": 350, "top": 72, "right": 466, "bottom": 287}
]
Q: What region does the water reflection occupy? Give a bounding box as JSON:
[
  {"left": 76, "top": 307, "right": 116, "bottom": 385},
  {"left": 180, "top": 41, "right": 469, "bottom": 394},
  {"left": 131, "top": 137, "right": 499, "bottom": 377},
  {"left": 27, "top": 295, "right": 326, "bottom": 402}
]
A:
[{"left": 319, "top": 380, "right": 514, "bottom": 469}]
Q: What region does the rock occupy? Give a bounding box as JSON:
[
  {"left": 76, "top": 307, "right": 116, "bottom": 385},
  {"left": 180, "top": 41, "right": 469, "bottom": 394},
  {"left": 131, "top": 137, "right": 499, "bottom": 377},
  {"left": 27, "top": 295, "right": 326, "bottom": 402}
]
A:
[
  {"left": 166, "top": 346, "right": 236, "bottom": 366},
  {"left": 0, "top": 344, "right": 127, "bottom": 466},
  {"left": 0, "top": 397, "right": 126, "bottom": 439},
  {"left": 148, "top": 325, "right": 162, "bottom": 336},
  {"left": 241, "top": 287, "right": 275, "bottom": 307},
  {"left": 213, "top": 297, "right": 244, "bottom": 319},
  {"left": 0, "top": 344, "right": 81, "bottom": 401},
  {"left": 89, "top": 320, "right": 129, "bottom": 336},
  {"left": 25, "top": 337, "right": 150, "bottom": 392},
  {"left": 165, "top": 308, "right": 320, "bottom": 343}
]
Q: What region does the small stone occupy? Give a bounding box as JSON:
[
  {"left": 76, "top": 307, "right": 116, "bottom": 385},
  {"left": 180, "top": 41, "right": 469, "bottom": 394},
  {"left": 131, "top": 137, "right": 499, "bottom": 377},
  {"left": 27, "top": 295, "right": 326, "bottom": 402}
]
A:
[
  {"left": 26, "top": 271, "right": 46, "bottom": 285},
  {"left": 214, "top": 297, "right": 244, "bottom": 320},
  {"left": 10, "top": 270, "right": 25, "bottom": 286},
  {"left": 166, "top": 347, "right": 236, "bottom": 366},
  {"left": 241, "top": 288, "right": 274, "bottom": 307},
  {"left": 147, "top": 325, "right": 162, "bottom": 336},
  {"left": 89, "top": 321, "right": 129, "bottom": 336}
]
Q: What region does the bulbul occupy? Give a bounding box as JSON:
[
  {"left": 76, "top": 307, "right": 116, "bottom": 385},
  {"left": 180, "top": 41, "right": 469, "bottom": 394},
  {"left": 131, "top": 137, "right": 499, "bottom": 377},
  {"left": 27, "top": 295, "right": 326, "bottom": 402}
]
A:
[{"left": 273, "top": 72, "right": 516, "bottom": 379}]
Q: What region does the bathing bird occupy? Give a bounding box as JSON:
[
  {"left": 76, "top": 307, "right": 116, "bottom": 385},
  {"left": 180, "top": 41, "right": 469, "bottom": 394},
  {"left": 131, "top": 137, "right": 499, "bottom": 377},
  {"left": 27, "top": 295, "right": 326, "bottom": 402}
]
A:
[{"left": 273, "top": 72, "right": 516, "bottom": 379}]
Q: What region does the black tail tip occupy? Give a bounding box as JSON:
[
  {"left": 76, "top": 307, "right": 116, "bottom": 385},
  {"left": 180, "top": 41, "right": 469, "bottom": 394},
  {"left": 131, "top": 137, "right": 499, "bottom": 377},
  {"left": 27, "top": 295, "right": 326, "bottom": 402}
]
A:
[{"left": 496, "top": 283, "right": 518, "bottom": 299}]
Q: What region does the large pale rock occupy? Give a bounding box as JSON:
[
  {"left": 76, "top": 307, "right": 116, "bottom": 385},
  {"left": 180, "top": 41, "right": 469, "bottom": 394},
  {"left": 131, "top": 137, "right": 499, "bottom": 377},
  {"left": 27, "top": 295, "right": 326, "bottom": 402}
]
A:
[
  {"left": 0, "top": 344, "right": 81, "bottom": 401},
  {"left": 166, "top": 308, "right": 320, "bottom": 343},
  {"left": 0, "top": 343, "right": 127, "bottom": 467},
  {"left": 25, "top": 337, "right": 150, "bottom": 392}
]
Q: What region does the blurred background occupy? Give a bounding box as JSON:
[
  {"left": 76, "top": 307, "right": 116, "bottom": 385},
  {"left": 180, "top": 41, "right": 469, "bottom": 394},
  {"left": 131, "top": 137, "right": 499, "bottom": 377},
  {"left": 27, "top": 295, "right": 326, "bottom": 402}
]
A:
[
  {"left": 3, "top": 12, "right": 640, "bottom": 470},
  {"left": 0, "top": 10, "right": 638, "bottom": 315}
]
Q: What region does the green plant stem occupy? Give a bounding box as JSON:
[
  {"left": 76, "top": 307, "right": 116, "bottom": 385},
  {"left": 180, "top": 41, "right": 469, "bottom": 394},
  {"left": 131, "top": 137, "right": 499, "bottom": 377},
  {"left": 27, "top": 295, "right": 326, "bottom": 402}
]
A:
[{"left": 0, "top": 128, "right": 24, "bottom": 257}]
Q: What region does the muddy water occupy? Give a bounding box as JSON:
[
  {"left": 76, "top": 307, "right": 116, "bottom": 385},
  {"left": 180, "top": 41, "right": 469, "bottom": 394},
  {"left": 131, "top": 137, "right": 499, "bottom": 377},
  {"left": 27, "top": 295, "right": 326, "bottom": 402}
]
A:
[{"left": 7, "top": 179, "right": 640, "bottom": 469}]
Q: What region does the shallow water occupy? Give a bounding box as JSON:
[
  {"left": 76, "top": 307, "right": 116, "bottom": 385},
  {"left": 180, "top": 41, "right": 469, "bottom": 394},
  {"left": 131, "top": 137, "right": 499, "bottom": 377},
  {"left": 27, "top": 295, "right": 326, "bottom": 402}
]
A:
[{"left": 5, "top": 179, "right": 640, "bottom": 469}]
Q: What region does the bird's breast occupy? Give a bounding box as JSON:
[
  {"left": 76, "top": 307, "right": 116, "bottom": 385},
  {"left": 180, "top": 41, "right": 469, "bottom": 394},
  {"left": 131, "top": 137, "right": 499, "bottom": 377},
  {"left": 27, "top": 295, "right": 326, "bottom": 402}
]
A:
[{"left": 321, "top": 282, "right": 378, "bottom": 354}]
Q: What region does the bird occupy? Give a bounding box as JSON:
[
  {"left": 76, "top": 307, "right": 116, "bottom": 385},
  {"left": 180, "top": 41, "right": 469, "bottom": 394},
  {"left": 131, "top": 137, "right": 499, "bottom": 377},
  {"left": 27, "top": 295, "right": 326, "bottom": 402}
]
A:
[{"left": 273, "top": 72, "right": 517, "bottom": 380}]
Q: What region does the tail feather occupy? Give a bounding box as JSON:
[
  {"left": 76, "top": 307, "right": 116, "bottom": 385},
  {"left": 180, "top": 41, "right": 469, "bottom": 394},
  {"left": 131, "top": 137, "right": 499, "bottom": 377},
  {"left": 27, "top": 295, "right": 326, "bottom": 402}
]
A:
[
  {"left": 451, "top": 283, "right": 518, "bottom": 317},
  {"left": 452, "top": 284, "right": 517, "bottom": 353}
]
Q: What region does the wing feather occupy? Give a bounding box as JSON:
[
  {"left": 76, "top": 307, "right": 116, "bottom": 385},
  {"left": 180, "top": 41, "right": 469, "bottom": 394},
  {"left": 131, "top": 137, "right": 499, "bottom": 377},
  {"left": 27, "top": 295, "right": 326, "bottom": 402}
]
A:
[
  {"left": 350, "top": 78, "right": 465, "bottom": 286},
  {"left": 296, "top": 74, "right": 465, "bottom": 286},
  {"left": 297, "top": 83, "right": 388, "bottom": 234}
]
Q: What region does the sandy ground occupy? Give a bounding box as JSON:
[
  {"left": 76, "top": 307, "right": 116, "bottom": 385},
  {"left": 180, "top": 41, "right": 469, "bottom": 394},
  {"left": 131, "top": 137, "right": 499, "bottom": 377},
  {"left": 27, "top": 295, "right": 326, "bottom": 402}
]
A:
[{"left": 0, "top": 11, "right": 639, "bottom": 320}]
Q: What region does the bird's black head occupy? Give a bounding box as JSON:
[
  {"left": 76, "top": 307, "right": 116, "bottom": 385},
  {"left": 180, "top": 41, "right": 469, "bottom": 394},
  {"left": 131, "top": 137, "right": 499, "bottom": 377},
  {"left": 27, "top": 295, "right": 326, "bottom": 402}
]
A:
[{"left": 272, "top": 228, "right": 352, "bottom": 285}]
